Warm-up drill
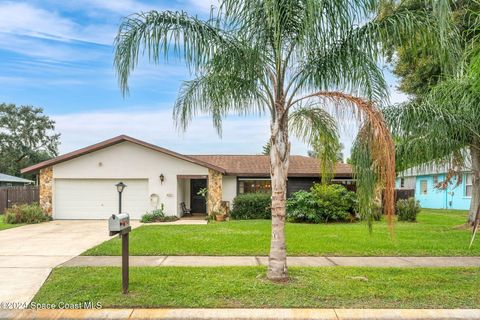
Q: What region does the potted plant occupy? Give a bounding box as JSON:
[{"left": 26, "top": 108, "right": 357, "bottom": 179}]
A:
[
  {"left": 215, "top": 213, "right": 225, "bottom": 221},
  {"left": 197, "top": 188, "right": 226, "bottom": 221},
  {"left": 213, "top": 211, "right": 225, "bottom": 221}
]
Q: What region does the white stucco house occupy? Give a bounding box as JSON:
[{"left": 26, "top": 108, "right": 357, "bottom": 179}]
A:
[{"left": 22, "top": 135, "right": 353, "bottom": 220}]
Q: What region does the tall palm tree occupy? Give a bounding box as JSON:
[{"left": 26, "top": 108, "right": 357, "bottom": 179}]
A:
[
  {"left": 383, "top": 15, "right": 480, "bottom": 225},
  {"left": 114, "top": 0, "right": 453, "bottom": 280}
]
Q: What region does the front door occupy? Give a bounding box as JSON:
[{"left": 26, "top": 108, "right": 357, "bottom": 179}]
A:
[{"left": 190, "top": 179, "right": 207, "bottom": 213}]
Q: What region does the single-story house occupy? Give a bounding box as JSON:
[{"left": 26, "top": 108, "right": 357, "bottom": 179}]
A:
[
  {"left": 0, "top": 173, "right": 34, "bottom": 187},
  {"left": 396, "top": 165, "right": 472, "bottom": 210},
  {"left": 21, "top": 135, "right": 353, "bottom": 220}
]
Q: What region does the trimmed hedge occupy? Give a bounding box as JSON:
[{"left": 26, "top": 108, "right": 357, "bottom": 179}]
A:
[{"left": 230, "top": 193, "right": 271, "bottom": 220}]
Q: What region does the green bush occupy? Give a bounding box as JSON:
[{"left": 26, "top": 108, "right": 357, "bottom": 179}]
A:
[
  {"left": 359, "top": 201, "right": 382, "bottom": 222},
  {"left": 285, "top": 191, "right": 318, "bottom": 222},
  {"left": 396, "top": 197, "right": 421, "bottom": 222},
  {"left": 230, "top": 193, "right": 271, "bottom": 220},
  {"left": 4, "top": 203, "right": 50, "bottom": 224},
  {"left": 141, "top": 205, "right": 178, "bottom": 223},
  {"left": 371, "top": 202, "right": 383, "bottom": 221},
  {"left": 287, "top": 184, "right": 357, "bottom": 223}
]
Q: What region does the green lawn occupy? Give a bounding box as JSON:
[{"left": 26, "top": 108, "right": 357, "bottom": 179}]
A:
[
  {"left": 0, "top": 215, "right": 22, "bottom": 231},
  {"left": 84, "top": 209, "right": 480, "bottom": 256},
  {"left": 34, "top": 266, "right": 480, "bottom": 308}
]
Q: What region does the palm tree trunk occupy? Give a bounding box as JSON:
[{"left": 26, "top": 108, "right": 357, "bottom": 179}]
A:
[
  {"left": 469, "top": 144, "right": 480, "bottom": 225},
  {"left": 267, "top": 110, "right": 290, "bottom": 281}
]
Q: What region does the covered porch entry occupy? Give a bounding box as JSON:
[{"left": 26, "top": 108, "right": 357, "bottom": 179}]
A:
[{"left": 177, "top": 175, "right": 208, "bottom": 216}]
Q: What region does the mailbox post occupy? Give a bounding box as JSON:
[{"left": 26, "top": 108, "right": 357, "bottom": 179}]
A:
[
  {"left": 109, "top": 213, "right": 130, "bottom": 293},
  {"left": 122, "top": 226, "right": 129, "bottom": 294},
  {"left": 109, "top": 182, "right": 131, "bottom": 294}
]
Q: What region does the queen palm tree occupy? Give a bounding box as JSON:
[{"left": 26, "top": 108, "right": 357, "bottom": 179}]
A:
[{"left": 114, "top": 0, "right": 453, "bottom": 280}]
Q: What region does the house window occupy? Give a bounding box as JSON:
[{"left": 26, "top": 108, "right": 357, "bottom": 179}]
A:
[
  {"left": 433, "top": 175, "right": 438, "bottom": 185},
  {"left": 420, "top": 180, "right": 428, "bottom": 195},
  {"left": 400, "top": 178, "right": 405, "bottom": 188},
  {"left": 465, "top": 174, "right": 473, "bottom": 197},
  {"left": 238, "top": 179, "right": 271, "bottom": 194}
]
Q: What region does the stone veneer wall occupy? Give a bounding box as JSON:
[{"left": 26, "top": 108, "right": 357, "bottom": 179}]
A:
[
  {"left": 207, "top": 169, "right": 223, "bottom": 215},
  {"left": 39, "top": 167, "right": 53, "bottom": 216}
]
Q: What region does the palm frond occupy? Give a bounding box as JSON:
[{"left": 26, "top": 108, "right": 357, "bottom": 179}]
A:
[
  {"left": 351, "top": 123, "right": 379, "bottom": 229},
  {"left": 173, "top": 41, "right": 269, "bottom": 134},
  {"left": 114, "top": 10, "right": 233, "bottom": 94},
  {"left": 289, "top": 106, "right": 340, "bottom": 183},
  {"left": 290, "top": 40, "right": 388, "bottom": 104},
  {"left": 301, "top": 91, "right": 396, "bottom": 227},
  {"left": 174, "top": 72, "right": 266, "bottom": 135}
]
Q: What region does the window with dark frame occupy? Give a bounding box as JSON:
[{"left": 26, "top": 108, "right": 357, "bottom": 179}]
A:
[
  {"left": 400, "top": 178, "right": 405, "bottom": 188},
  {"left": 238, "top": 179, "right": 271, "bottom": 194}
]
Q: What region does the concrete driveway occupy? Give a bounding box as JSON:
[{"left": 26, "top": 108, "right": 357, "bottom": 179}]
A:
[{"left": 0, "top": 220, "right": 140, "bottom": 305}]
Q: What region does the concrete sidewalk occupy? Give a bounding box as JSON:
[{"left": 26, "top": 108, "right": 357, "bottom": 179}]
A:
[
  {"left": 1, "top": 308, "right": 479, "bottom": 320},
  {"left": 62, "top": 255, "right": 480, "bottom": 267}
]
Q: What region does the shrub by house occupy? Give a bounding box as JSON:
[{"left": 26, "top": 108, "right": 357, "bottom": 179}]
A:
[
  {"left": 287, "top": 184, "right": 357, "bottom": 223},
  {"left": 230, "top": 193, "right": 271, "bottom": 220},
  {"left": 4, "top": 203, "right": 51, "bottom": 224},
  {"left": 141, "top": 205, "right": 178, "bottom": 223},
  {"left": 396, "top": 197, "right": 421, "bottom": 222}
]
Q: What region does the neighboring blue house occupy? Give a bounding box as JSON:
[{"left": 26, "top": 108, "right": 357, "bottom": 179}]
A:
[{"left": 396, "top": 168, "right": 472, "bottom": 210}]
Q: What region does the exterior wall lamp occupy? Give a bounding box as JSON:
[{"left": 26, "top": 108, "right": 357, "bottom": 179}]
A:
[{"left": 159, "top": 174, "right": 165, "bottom": 184}]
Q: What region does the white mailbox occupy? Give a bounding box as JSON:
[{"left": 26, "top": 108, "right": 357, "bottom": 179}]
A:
[{"left": 109, "top": 213, "right": 131, "bottom": 236}]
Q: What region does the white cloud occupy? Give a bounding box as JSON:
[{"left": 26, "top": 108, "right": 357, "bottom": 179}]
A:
[
  {"left": 0, "top": 2, "right": 75, "bottom": 40},
  {"left": 0, "top": 1, "right": 116, "bottom": 45},
  {"left": 0, "top": 33, "right": 109, "bottom": 62},
  {"left": 52, "top": 108, "right": 314, "bottom": 156}
]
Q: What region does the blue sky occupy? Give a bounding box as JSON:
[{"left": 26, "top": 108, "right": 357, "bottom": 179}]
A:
[{"left": 0, "top": 0, "right": 407, "bottom": 158}]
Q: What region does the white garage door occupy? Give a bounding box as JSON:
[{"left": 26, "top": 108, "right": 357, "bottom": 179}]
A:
[{"left": 54, "top": 179, "right": 149, "bottom": 219}]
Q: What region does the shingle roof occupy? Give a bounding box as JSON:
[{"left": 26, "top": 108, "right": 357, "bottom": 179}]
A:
[
  {"left": 189, "top": 155, "right": 352, "bottom": 177},
  {"left": 0, "top": 173, "right": 34, "bottom": 184}
]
